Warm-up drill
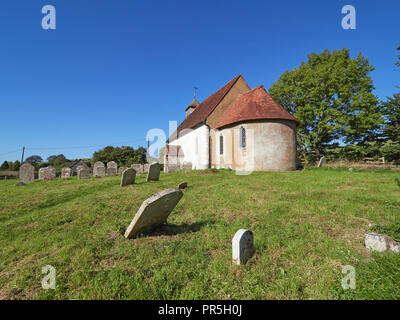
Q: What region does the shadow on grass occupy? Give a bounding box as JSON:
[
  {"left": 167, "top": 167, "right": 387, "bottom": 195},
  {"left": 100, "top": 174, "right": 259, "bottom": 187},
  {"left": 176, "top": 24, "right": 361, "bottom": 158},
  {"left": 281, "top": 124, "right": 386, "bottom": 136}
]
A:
[
  {"left": 140, "top": 221, "right": 209, "bottom": 237},
  {"left": 395, "top": 178, "right": 400, "bottom": 188}
]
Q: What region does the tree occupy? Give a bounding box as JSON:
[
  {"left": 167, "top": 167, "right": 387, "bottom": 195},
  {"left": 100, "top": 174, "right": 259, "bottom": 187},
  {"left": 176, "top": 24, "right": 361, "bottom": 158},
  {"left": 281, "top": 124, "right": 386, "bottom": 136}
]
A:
[
  {"left": 25, "top": 155, "right": 43, "bottom": 166},
  {"left": 10, "top": 160, "right": 21, "bottom": 171},
  {"left": 47, "top": 155, "right": 57, "bottom": 166},
  {"left": 92, "top": 146, "right": 147, "bottom": 166},
  {"left": 268, "top": 48, "right": 382, "bottom": 161},
  {"left": 0, "top": 161, "right": 9, "bottom": 170}
]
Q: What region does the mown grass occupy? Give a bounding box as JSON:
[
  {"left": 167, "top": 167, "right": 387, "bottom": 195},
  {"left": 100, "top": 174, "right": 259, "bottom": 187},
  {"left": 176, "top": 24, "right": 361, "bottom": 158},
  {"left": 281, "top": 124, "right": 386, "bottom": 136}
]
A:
[{"left": 0, "top": 168, "right": 399, "bottom": 299}]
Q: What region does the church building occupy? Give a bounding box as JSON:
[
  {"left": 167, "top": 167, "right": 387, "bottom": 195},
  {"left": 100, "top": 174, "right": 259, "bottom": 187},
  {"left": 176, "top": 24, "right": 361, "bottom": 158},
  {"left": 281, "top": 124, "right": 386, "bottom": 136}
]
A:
[{"left": 165, "top": 74, "right": 299, "bottom": 172}]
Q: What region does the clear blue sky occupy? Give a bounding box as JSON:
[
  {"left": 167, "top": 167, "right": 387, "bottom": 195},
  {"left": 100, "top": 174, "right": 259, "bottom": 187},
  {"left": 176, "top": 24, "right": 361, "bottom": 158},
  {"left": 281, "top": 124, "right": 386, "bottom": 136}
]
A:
[{"left": 1, "top": 0, "right": 399, "bottom": 163}]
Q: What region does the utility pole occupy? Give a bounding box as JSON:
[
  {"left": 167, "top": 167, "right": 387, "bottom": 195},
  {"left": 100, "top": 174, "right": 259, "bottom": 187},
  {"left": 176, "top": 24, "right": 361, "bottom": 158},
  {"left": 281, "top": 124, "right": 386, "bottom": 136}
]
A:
[{"left": 21, "top": 146, "right": 25, "bottom": 163}]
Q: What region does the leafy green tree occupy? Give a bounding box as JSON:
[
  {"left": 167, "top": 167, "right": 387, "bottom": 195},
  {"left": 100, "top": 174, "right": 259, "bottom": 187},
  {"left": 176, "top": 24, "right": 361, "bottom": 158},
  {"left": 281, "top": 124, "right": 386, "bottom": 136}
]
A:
[
  {"left": 10, "top": 160, "right": 21, "bottom": 171},
  {"left": 54, "top": 154, "right": 67, "bottom": 167},
  {"left": 269, "top": 48, "right": 382, "bottom": 161},
  {"left": 383, "top": 92, "right": 400, "bottom": 141},
  {"left": 25, "top": 155, "right": 43, "bottom": 166},
  {"left": 0, "top": 161, "right": 9, "bottom": 170},
  {"left": 92, "top": 146, "right": 147, "bottom": 166},
  {"left": 47, "top": 155, "right": 57, "bottom": 166}
]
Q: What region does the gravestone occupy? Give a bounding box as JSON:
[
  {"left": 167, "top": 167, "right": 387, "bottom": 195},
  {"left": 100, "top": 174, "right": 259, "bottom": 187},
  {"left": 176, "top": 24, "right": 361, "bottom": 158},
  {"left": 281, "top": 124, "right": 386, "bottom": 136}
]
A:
[
  {"left": 61, "top": 167, "right": 72, "bottom": 178},
  {"left": 77, "top": 167, "right": 90, "bottom": 180},
  {"left": 317, "top": 156, "right": 326, "bottom": 168},
  {"left": 349, "top": 168, "right": 353, "bottom": 172},
  {"left": 107, "top": 161, "right": 118, "bottom": 177},
  {"left": 232, "top": 229, "right": 254, "bottom": 265},
  {"left": 146, "top": 162, "right": 161, "bottom": 182},
  {"left": 131, "top": 164, "right": 142, "bottom": 174},
  {"left": 124, "top": 188, "right": 183, "bottom": 238},
  {"left": 178, "top": 181, "right": 187, "bottom": 190},
  {"left": 38, "top": 166, "right": 56, "bottom": 181},
  {"left": 93, "top": 161, "right": 106, "bottom": 177},
  {"left": 120, "top": 168, "right": 136, "bottom": 187},
  {"left": 19, "top": 163, "right": 35, "bottom": 184},
  {"left": 365, "top": 233, "right": 400, "bottom": 253},
  {"left": 143, "top": 164, "right": 150, "bottom": 173},
  {"left": 118, "top": 167, "right": 128, "bottom": 175}
]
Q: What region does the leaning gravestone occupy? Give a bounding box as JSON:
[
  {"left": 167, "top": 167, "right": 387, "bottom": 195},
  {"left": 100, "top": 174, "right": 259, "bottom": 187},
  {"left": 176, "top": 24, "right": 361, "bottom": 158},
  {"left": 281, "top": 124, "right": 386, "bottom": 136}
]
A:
[
  {"left": 317, "top": 156, "right": 327, "bottom": 168},
  {"left": 38, "top": 166, "right": 56, "bottom": 181},
  {"left": 19, "top": 163, "right": 35, "bottom": 184},
  {"left": 124, "top": 188, "right": 183, "bottom": 238},
  {"left": 107, "top": 161, "right": 118, "bottom": 177},
  {"left": 61, "top": 167, "right": 72, "bottom": 178},
  {"left": 118, "top": 167, "right": 128, "bottom": 175},
  {"left": 232, "top": 229, "right": 255, "bottom": 265},
  {"left": 146, "top": 162, "right": 161, "bottom": 182},
  {"left": 120, "top": 168, "right": 136, "bottom": 187},
  {"left": 93, "top": 161, "right": 106, "bottom": 177},
  {"left": 77, "top": 167, "right": 90, "bottom": 180}
]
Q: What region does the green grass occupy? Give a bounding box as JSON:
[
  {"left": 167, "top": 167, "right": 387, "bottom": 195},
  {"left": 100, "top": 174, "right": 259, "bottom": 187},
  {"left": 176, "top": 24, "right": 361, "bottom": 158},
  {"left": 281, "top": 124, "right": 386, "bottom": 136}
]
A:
[{"left": 0, "top": 168, "right": 399, "bottom": 299}]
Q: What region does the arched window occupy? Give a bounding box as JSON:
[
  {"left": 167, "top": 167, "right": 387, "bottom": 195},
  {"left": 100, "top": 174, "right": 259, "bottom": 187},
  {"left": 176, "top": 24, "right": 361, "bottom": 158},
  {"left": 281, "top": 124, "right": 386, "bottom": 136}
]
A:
[
  {"left": 219, "top": 135, "right": 224, "bottom": 155},
  {"left": 240, "top": 127, "right": 246, "bottom": 148}
]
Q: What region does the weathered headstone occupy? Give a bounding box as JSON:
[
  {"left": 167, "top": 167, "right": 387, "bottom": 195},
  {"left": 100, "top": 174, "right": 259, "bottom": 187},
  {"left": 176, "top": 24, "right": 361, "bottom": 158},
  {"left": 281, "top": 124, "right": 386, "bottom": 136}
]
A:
[
  {"left": 349, "top": 168, "right": 353, "bottom": 172},
  {"left": 120, "top": 168, "right": 136, "bottom": 187},
  {"left": 131, "top": 164, "right": 142, "bottom": 174},
  {"left": 365, "top": 233, "right": 400, "bottom": 253},
  {"left": 77, "top": 167, "right": 90, "bottom": 180},
  {"left": 61, "top": 167, "right": 72, "bottom": 178},
  {"left": 178, "top": 181, "right": 187, "bottom": 190},
  {"left": 232, "top": 229, "right": 254, "bottom": 265},
  {"left": 19, "top": 163, "right": 34, "bottom": 184},
  {"left": 107, "top": 161, "right": 118, "bottom": 177},
  {"left": 93, "top": 161, "right": 106, "bottom": 177},
  {"left": 146, "top": 162, "right": 161, "bottom": 182},
  {"left": 118, "top": 167, "right": 128, "bottom": 175},
  {"left": 143, "top": 164, "right": 150, "bottom": 173},
  {"left": 38, "top": 166, "right": 56, "bottom": 181},
  {"left": 124, "top": 188, "right": 183, "bottom": 238},
  {"left": 317, "top": 156, "right": 326, "bottom": 168}
]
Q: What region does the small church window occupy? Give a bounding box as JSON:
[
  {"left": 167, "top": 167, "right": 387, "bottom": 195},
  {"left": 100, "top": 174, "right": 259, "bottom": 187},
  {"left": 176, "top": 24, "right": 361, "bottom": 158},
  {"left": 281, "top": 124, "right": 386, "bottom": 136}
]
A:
[
  {"left": 220, "top": 135, "right": 223, "bottom": 155},
  {"left": 240, "top": 127, "right": 246, "bottom": 148}
]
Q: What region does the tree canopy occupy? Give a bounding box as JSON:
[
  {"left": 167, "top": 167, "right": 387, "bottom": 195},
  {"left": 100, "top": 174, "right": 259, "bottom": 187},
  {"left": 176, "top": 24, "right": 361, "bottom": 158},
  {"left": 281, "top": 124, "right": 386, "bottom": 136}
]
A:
[
  {"left": 92, "top": 146, "right": 147, "bottom": 166},
  {"left": 268, "top": 48, "right": 382, "bottom": 161}
]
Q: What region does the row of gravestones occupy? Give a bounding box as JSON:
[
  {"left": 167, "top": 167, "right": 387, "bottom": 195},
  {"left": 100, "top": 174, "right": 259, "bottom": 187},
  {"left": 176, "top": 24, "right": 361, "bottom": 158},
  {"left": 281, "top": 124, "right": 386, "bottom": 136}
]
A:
[{"left": 120, "top": 162, "right": 161, "bottom": 187}]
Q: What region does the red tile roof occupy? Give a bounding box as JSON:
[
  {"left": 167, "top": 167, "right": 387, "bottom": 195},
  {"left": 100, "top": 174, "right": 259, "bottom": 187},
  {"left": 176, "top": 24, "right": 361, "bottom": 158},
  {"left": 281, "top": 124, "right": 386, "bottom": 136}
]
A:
[
  {"left": 216, "top": 85, "right": 299, "bottom": 128},
  {"left": 168, "top": 74, "right": 242, "bottom": 142}
]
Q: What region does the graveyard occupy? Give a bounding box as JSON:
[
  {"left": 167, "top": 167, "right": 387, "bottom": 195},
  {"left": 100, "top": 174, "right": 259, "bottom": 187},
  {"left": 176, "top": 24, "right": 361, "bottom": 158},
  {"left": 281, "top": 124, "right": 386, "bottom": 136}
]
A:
[{"left": 0, "top": 167, "right": 399, "bottom": 299}]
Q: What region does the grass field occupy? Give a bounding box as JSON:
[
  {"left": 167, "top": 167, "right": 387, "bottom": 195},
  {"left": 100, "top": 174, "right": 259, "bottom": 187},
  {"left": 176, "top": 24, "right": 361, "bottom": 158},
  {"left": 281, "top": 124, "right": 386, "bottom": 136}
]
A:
[{"left": 0, "top": 168, "right": 399, "bottom": 299}]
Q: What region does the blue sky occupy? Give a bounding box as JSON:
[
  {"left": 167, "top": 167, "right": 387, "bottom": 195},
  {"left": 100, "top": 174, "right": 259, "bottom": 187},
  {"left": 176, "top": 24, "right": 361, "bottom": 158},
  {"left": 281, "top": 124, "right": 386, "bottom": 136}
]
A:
[{"left": 1, "top": 0, "right": 399, "bottom": 163}]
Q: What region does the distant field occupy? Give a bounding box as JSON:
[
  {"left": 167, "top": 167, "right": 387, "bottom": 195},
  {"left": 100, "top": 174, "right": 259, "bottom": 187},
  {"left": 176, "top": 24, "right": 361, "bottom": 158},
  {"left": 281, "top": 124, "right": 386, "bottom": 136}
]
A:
[{"left": 0, "top": 168, "right": 399, "bottom": 299}]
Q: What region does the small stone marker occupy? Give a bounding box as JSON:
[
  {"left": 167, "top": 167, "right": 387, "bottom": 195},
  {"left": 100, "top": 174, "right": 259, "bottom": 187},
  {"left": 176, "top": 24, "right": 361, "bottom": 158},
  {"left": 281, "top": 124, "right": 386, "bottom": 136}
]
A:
[
  {"left": 349, "top": 168, "right": 353, "bottom": 172},
  {"left": 317, "top": 156, "right": 326, "bottom": 168},
  {"left": 38, "top": 166, "right": 56, "bottom": 181},
  {"left": 77, "top": 167, "right": 90, "bottom": 179},
  {"left": 146, "top": 162, "right": 161, "bottom": 182},
  {"left": 19, "top": 163, "right": 34, "bottom": 184},
  {"left": 15, "top": 182, "right": 26, "bottom": 187},
  {"left": 107, "top": 161, "right": 118, "bottom": 177},
  {"left": 365, "top": 233, "right": 400, "bottom": 253},
  {"left": 178, "top": 181, "right": 187, "bottom": 190},
  {"left": 232, "top": 229, "right": 254, "bottom": 265},
  {"left": 120, "top": 168, "right": 136, "bottom": 187},
  {"left": 118, "top": 167, "right": 128, "bottom": 175},
  {"left": 93, "top": 161, "right": 106, "bottom": 177},
  {"left": 124, "top": 188, "right": 183, "bottom": 238},
  {"left": 61, "top": 167, "right": 72, "bottom": 178}
]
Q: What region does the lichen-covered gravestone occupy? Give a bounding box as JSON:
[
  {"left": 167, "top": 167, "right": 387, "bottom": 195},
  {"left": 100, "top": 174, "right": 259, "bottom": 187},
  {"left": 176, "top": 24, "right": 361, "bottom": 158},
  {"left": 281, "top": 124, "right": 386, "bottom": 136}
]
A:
[
  {"left": 317, "top": 156, "right": 326, "bottom": 168},
  {"left": 146, "top": 162, "right": 161, "bottom": 182},
  {"left": 232, "top": 229, "right": 254, "bottom": 265},
  {"left": 131, "top": 164, "right": 142, "bottom": 174},
  {"left": 124, "top": 188, "right": 183, "bottom": 238},
  {"left": 38, "top": 166, "right": 56, "bottom": 181},
  {"left": 120, "top": 168, "right": 136, "bottom": 187},
  {"left": 77, "top": 167, "right": 90, "bottom": 179},
  {"left": 61, "top": 167, "right": 72, "bottom": 178},
  {"left": 19, "top": 163, "right": 34, "bottom": 184},
  {"left": 107, "top": 161, "right": 118, "bottom": 177},
  {"left": 93, "top": 161, "right": 105, "bottom": 177}
]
